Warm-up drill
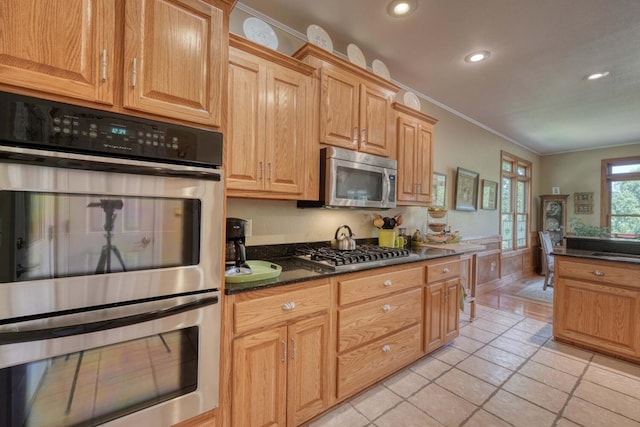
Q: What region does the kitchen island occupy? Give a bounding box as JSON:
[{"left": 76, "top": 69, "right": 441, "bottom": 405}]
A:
[{"left": 552, "top": 237, "right": 640, "bottom": 363}]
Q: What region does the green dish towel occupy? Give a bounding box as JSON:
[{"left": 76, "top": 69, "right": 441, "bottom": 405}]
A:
[{"left": 460, "top": 283, "right": 468, "bottom": 311}]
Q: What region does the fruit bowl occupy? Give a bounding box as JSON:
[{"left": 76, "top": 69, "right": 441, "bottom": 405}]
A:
[
  {"left": 428, "top": 223, "right": 446, "bottom": 233},
  {"left": 426, "top": 234, "right": 448, "bottom": 243},
  {"left": 428, "top": 210, "right": 447, "bottom": 219}
]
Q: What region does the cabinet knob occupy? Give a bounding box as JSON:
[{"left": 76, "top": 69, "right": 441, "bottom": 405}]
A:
[
  {"left": 382, "top": 304, "right": 391, "bottom": 312},
  {"left": 282, "top": 301, "right": 296, "bottom": 311},
  {"left": 443, "top": 267, "right": 450, "bottom": 273},
  {"left": 382, "top": 344, "right": 391, "bottom": 353},
  {"left": 383, "top": 280, "right": 393, "bottom": 287},
  {"left": 593, "top": 270, "right": 605, "bottom": 277}
]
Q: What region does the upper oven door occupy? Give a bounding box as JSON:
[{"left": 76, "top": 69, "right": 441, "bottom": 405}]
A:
[{"left": 0, "top": 146, "right": 224, "bottom": 321}]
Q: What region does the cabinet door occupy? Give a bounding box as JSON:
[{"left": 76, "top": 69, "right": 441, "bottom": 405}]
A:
[
  {"left": 319, "top": 67, "right": 359, "bottom": 149},
  {"left": 264, "top": 65, "right": 308, "bottom": 194},
  {"left": 226, "top": 50, "right": 264, "bottom": 191},
  {"left": 233, "top": 327, "right": 287, "bottom": 427},
  {"left": 359, "top": 84, "right": 393, "bottom": 157},
  {"left": 123, "top": 0, "right": 223, "bottom": 127},
  {"left": 0, "top": 0, "right": 115, "bottom": 104},
  {"left": 396, "top": 117, "right": 418, "bottom": 202},
  {"left": 415, "top": 124, "right": 433, "bottom": 203},
  {"left": 554, "top": 278, "right": 640, "bottom": 357},
  {"left": 443, "top": 279, "right": 460, "bottom": 343},
  {"left": 287, "top": 313, "right": 330, "bottom": 426},
  {"left": 425, "top": 282, "right": 445, "bottom": 352}
]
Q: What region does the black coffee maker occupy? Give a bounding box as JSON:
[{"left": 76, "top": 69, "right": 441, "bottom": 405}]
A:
[{"left": 225, "top": 217, "right": 252, "bottom": 276}]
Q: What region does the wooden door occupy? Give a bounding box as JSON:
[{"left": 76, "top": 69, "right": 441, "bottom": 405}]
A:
[
  {"left": 443, "top": 279, "right": 460, "bottom": 343},
  {"left": 396, "top": 117, "right": 418, "bottom": 202},
  {"left": 319, "top": 67, "right": 359, "bottom": 149},
  {"left": 415, "top": 124, "right": 433, "bottom": 203},
  {"left": 264, "top": 64, "right": 308, "bottom": 194},
  {"left": 123, "top": 0, "right": 223, "bottom": 126},
  {"left": 233, "top": 327, "right": 287, "bottom": 427},
  {"left": 425, "top": 282, "right": 445, "bottom": 352},
  {"left": 0, "top": 0, "right": 115, "bottom": 104},
  {"left": 226, "top": 49, "right": 264, "bottom": 191},
  {"left": 359, "top": 84, "right": 393, "bottom": 157},
  {"left": 287, "top": 313, "right": 329, "bottom": 426}
]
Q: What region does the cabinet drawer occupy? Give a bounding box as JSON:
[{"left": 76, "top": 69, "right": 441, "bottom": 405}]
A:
[
  {"left": 337, "top": 324, "right": 422, "bottom": 399},
  {"left": 234, "top": 284, "right": 330, "bottom": 335},
  {"left": 426, "top": 259, "right": 460, "bottom": 283},
  {"left": 338, "top": 288, "right": 422, "bottom": 352},
  {"left": 558, "top": 258, "right": 639, "bottom": 288},
  {"left": 338, "top": 266, "right": 424, "bottom": 306}
]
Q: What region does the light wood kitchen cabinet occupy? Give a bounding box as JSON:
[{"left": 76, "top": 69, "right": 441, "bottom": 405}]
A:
[
  {"left": 293, "top": 44, "right": 400, "bottom": 157},
  {"left": 0, "top": 0, "right": 227, "bottom": 127},
  {"left": 425, "top": 259, "right": 461, "bottom": 353},
  {"left": 230, "top": 280, "right": 331, "bottom": 427},
  {"left": 393, "top": 103, "right": 438, "bottom": 205},
  {"left": 335, "top": 265, "right": 424, "bottom": 399},
  {"left": 554, "top": 256, "right": 640, "bottom": 360},
  {"left": 227, "top": 35, "right": 315, "bottom": 198}
]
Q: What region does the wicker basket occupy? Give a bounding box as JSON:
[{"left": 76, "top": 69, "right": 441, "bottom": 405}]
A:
[
  {"left": 428, "top": 210, "right": 447, "bottom": 219},
  {"left": 428, "top": 223, "right": 446, "bottom": 233}
]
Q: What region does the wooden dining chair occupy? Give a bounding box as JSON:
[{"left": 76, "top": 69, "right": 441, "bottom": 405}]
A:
[{"left": 538, "top": 231, "right": 555, "bottom": 290}]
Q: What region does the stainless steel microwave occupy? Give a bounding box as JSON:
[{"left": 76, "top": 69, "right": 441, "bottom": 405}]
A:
[{"left": 298, "top": 147, "right": 397, "bottom": 209}]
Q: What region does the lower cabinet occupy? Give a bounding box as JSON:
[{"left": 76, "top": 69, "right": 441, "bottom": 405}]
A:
[{"left": 425, "top": 258, "right": 461, "bottom": 353}]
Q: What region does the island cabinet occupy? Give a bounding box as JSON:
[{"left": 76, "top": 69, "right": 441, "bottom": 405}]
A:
[
  {"left": 425, "top": 258, "right": 461, "bottom": 352},
  {"left": 554, "top": 256, "right": 640, "bottom": 361},
  {"left": 393, "top": 103, "right": 438, "bottom": 205},
  {"left": 226, "top": 35, "right": 316, "bottom": 199},
  {"left": 292, "top": 43, "right": 400, "bottom": 158},
  {"left": 0, "top": 0, "right": 228, "bottom": 128},
  {"left": 229, "top": 279, "right": 332, "bottom": 427},
  {"left": 334, "top": 265, "right": 424, "bottom": 400}
]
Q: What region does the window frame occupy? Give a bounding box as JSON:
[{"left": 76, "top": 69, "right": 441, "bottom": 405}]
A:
[
  {"left": 600, "top": 155, "right": 640, "bottom": 234},
  {"left": 500, "top": 150, "right": 532, "bottom": 251}
]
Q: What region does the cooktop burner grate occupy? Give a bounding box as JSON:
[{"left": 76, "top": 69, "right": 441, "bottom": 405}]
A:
[{"left": 295, "top": 245, "right": 411, "bottom": 269}]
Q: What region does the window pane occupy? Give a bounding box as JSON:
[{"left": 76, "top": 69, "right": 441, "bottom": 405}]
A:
[
  {"left": 517, "top": 166, "right": 526, "bottom": 176},
  {"left": 501, "top": 178, "right": 511, "bottom": 212},
  {"left": 502, "top": 214, "right": 513, "bottom": 250},
  {"left": 612, "top": 164, "right": 640, "bottom": 174},
  {"left": 502, "top": 161, "right": 512, "bottom": 172},
  {"left": 611, "top": 180, "right": 640, "bottom": 215},
  {"left": 516, "top": 181, "right": 526, "bottom": 213},
  {"left": 516, "top": 214, "right": 527, "bottom": 248},
  {"left": 611, "top": 216, "right": 640, "bottom": 236}
]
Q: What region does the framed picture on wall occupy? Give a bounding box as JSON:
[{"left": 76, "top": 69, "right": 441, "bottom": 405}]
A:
[
  {"left": 481, "top": 179, "right": 498, "bottom": 210},
  {"left": 454, "top": 167, "right": 479, "bottom": 211},
  {"left": 431, "top": 172, "right": 447, "bottom": 207}
]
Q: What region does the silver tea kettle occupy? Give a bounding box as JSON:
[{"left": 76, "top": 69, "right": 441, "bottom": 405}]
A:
[{"left": 331, "top": 224, "right": 356, "bottom": 250}]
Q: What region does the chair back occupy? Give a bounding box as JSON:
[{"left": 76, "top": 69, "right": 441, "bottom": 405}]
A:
[{"left": 539, "top": 231, "right": 554, "bottom": 256}]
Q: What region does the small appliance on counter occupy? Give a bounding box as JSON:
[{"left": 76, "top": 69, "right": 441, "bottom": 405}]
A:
[{"left": 225, "top": 217, "right": 252, "bottom": 276}]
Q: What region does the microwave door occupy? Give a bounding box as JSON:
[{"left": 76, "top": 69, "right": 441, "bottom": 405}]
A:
[{"left": 330, "top": 159, "right": 386, "bottom": 208}]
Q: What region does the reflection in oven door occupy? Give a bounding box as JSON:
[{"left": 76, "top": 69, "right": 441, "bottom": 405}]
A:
[{"left": 0, "top": 291, "right": 220, "bottom": 427}]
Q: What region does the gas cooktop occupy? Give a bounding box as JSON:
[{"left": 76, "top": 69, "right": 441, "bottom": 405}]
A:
[{"left": 295, "top": 245, "right": 416, "bottom": 271}]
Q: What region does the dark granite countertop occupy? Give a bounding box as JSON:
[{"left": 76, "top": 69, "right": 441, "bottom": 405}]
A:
[
  {"left": 224, "top": 246, "right": 463, "bottom": 295},
  {"left": 552, "top": 247, "right": 640, "bottom": 265}
]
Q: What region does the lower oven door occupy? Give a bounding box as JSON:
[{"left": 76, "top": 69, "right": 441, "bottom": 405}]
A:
[{"left": 0, "top": 290, "right": 220, "bottom": 427}]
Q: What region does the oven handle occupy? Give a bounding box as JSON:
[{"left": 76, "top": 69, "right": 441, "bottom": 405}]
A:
[{"left": 0, "top": 295, "right": 218, "bottom": 345}]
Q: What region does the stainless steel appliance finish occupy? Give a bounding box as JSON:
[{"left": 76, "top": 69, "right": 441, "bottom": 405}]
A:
[
  {"left": 295, "top": 245, "right": 414, "bottom": 271},
  {"left": 298, "top": 147, "right": 397, "bottom": 209},
  {"left": 0, "top": 91, "right": 224, "bottom": 426}
]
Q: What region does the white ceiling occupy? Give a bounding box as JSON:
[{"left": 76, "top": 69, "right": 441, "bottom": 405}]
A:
[{"left": 237, "top": 0, "right": 640, "bottom": 155}]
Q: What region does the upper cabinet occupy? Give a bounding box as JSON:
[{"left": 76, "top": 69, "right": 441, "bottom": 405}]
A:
[
  {"left": 293, "top": 44, "right": 400, "bottom": 158},
  {"left": 394, "top": 103, "right": 438, "bottom": 205},
  {"left": 0, "top": 0, "right": 228, "bottom": 128},
  {"left": 226, "top": 35, "right": 316, "bottom": 199}
]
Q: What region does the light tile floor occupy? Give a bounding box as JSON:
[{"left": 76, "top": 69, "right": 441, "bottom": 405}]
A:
[{"left": 307, "top": 304, "right": 640, "bottom": 427}]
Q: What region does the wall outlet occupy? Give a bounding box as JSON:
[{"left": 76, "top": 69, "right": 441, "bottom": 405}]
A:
[{"left": 245, "top": 219, "right": 252, "bottom": 237}]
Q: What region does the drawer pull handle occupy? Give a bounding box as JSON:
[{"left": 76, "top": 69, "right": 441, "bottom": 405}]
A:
[
  {"left": 593, "top": 270, "right": 605, "bottom": 276},
  {"left": 282, "top": 301, "right": 296, "bottom": 311},
  {"left": 382, "top": 304, "right": 391, "bottom": 312},
  {"left": 383, "top": 280, "right": 392, "bottom": 287},
  {"left": 443, "top": 267, "right": 450, "bottom": 273},
  {"left": 382, "top": 344, "right": 391, "bottom": 353}
]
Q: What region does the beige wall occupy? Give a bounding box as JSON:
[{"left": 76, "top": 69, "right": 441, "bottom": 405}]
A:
[{"left": 227, "top": 7, "right": 634, "bottom": 247}]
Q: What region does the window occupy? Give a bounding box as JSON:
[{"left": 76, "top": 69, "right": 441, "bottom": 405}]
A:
[
  {"left": 500, "top": 151, "right": 531, "bottom": 250},
  {"left": 601, "top": 156, "right": 640, "bottom": 237}
]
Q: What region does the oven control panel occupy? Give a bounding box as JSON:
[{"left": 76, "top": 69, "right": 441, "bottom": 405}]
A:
[{"left": 0, "top": 91, "right": 222, "bottom": 168}]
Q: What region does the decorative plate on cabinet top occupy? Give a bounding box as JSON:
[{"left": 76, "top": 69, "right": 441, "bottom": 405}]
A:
[
  {"left": 307, "top": 24, "right": 333, "bottom": 52},
  {"left": 347, "top": 43, "right": 366, "bottom": 68},
  {"left": 243, "top": 17, "right": 278, "bottom": 50},
  {"left": 403, "top": 91, "right": 421, "bottom": 110},
  {"left": 372, "top": 59, "right": 391, "bottom": 80}
]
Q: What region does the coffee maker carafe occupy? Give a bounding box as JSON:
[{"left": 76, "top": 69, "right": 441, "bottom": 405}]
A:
[{"left": 225, "top": 218, "right": 252, "bottom": 276}]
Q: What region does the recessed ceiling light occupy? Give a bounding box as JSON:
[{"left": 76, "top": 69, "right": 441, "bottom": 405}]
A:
[
  {"left": 464, "top": 51, "right": 491, "bottom": 63},
  {"left": 387, "top": 0, "right": 418, "bottom": 17},
  {"left": 586, "top": 71, "right": 610, "bottom": 80}
]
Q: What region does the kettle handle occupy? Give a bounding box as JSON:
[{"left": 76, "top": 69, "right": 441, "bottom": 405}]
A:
[{"left": 334, "top": 224, "right": 353, "bottom": 240}]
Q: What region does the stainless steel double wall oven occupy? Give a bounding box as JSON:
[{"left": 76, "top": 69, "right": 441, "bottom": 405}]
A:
[{"left": 0, "top": 91, "right": 224, "bottom": 427}]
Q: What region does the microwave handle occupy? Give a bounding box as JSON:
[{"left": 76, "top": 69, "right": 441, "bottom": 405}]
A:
[
  {"left": 0, "top": 295, "right": 218, "bottom": 345},
  {"left": 382, "top": 169, "right": 391, "bottom": 203}
]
